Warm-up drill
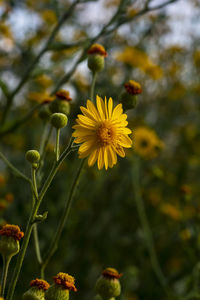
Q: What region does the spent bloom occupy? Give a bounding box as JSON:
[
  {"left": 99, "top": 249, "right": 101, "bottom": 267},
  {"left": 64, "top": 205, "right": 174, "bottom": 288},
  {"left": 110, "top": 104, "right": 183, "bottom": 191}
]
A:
[
  {"left": 0, "top": 224, "right": 24, "bottom": 241},
  {"left": 73, "top": 96, "right": 132, "bottom": 170}
]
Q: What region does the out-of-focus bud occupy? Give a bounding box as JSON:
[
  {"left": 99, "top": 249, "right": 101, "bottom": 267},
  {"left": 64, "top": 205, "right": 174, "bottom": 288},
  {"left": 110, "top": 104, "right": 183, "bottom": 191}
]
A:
[
  {"left": 87, "top": 44, "right": 108, "bottom": 73},
  {"left": 49, "top": 90, "right": 72, "bottom": 116},
  {"left": 45, "top": 272, "right": 77, "bottom": 300},
  {"left": 120, "top": 80, "right": 142, "bottom": 111},
  {"left": 95, "top": 268, "right": 122, "bottom": 300},
  {"left": 23, "top": 279, "right": 50, "bottom": 300}
]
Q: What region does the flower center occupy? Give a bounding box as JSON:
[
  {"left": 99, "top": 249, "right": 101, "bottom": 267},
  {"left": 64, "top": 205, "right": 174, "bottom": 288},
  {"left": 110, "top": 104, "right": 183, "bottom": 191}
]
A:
[{"left": 97, "top": 121, "right": 116, "bottom": 146}]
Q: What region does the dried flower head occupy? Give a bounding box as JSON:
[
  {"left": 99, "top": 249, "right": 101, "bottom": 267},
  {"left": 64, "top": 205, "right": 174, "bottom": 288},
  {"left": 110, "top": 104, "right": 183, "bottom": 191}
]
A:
[
  {"left": 0, "top": 224, "right": 24, "bottom": 241},
  {"left": 53, "top": 273, "right": 77, "bottom": 292},
  {"left": 88, "top": 44, "right": 108, "bottom": 57},
  {"left": 30, "top": 279, "right": 50, "bottom": 291},
  {"left": 55, "top": 90, "right": 72, "bottom": 101},
  {"left": 124, "top": 80, "right": 142, "bottom": 95},
  {"left": 102, "top": 268, "right": 122, "bottom": 279}
]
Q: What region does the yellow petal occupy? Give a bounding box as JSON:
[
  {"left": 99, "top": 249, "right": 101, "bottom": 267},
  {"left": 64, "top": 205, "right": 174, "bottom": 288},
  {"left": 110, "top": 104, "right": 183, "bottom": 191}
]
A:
[
  {"left": 108, "top": 97, "right": 113, "bottom": 118},
  {"left": 96, "top": 95, "right": 106, "bottom": 120}
]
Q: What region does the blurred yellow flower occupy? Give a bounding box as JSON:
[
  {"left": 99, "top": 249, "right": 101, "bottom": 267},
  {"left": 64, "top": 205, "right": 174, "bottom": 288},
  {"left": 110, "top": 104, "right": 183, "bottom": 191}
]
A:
[
  {"left": 133, "top": 127, "right": 164, "bottom": 159},
  {"left": 34, "top": 74, "right": 53, "bottom": 88},
  {"left": 27, "top": 91, "right": 54, "bottom": 103},
  {"left": 73, "top": 96, "right": 132, "bottom": 170},
  {"left": 180, "top": 229, "right": 191, "bottom": 241},
  {"left": 0, "top": 22, "right": 13, "bottom": 39},
  {"left": 41, "top": 10, "right": 57, "bottom": 25},
  {"left": 116, "top": 47, "right": 163, "bottom": 80},
  {"left": 160, "top": 203, "right": 182, "bottom": 221}
]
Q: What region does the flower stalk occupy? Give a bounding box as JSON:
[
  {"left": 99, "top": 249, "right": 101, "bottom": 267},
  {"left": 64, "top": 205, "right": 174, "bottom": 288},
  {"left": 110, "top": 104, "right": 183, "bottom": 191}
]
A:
[{"left": 1, "top": 255, "right": 11, "bottom": 297}]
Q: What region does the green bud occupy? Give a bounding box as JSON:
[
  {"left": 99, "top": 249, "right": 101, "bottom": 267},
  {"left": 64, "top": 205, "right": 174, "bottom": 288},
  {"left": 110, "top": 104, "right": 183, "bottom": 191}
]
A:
[
  {"left": 49, "top": 99, "right": 70, "bottom": 116},
  {"left": 39, "top": 106, "right": 51, "bottom": 122},
  {"left": 50, "top": 113, "right": 68, "bottom": 129},
  {"left": 95, "top": 276, "right": 121, "bottom": 300},
  {"left": 88, "top": 55, "right": 105, "bottom": 73},
  {"left": 120, "top": 93, "right": 138, "bottom": 111},
  {"left": 23, "top": 287, "right": 45, "bottom": 300},
  {"left": 33, "top": 211, "right": 48, "bottom": 224},
  {"left": 26, "top": 150, "right": 40, "bottom": 164},
  {"left": 0, "top": 236, "right": 19, "bottom": 258},
  {"left": 45, "top": 284, "right": 69, "bottom": 300}
]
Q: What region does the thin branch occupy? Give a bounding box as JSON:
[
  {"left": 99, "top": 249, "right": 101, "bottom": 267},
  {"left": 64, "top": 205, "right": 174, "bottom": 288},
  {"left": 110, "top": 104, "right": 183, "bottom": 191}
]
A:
[{"left": 1, "top": 0, "right": 81, "bottom": 125}]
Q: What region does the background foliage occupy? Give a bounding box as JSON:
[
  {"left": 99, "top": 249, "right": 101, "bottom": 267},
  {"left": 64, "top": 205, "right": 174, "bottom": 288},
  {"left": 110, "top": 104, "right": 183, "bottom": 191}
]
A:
[{"left": 0, "top": 0, "right": 200, "bottom": 299}]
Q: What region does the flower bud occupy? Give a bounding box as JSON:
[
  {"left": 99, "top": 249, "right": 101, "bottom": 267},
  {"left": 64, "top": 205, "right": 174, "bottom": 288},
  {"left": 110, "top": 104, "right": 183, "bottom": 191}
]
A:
[
  {"left": 0, "top": 224, "right": 24, "bottom": 258},
  {"left": 87, "top": 44, "right": 107, "bottom": 73},
  {"left": 95, "top": 268, "right": 122, "bottom": 300},
  {"left": 45, "top": 272, "right": 77, "bottom": 300},
  {"left": 39, "top": 106, "right": 51, "bottom": 122},
  {"left": 50, "top": 113, "right": 68, "bottom": 129},
  {"left": 120, "top": 80, "right": 142, "bottom": 111},
  {"left": 23, "top": 279, "right": 50, "bottom": 300},
  {"left": 49, "top": 90, "right": 71, "bottom": 116},
  {"left": 26, "top": 150, "right": 40, "bottom": 164}
]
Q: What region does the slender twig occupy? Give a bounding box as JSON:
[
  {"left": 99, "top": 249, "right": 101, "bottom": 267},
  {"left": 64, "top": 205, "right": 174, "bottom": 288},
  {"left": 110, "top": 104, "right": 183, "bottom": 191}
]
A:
[
  {"left": 0, "top": 103, "right": 42, "bottom": 137},
  {"left": 55, "top": 129, "right": 60, "bottom": 161},
  {"left": 1, "top": 0, "right": 81, "bottom": 125},
  {"left": 1, "top": 256, "right": 11, "bottom": 297},
  {"left": 31, "top": 167, "right": 43, "bottom": 265},
  {"left": 132, "top": 157, "right": 174, "bottom": 299},
  {"left": 6, "top": 138, "right": 73, "bottom": 300},
  {"left": 90, "top": 72, "right": 97, "bottom": 102},
  {"left": 41, "top": 159, "right": 85, "bottom": 276},
  {"left": 0, "top": 151, "right": 30, "bottom": 183}
]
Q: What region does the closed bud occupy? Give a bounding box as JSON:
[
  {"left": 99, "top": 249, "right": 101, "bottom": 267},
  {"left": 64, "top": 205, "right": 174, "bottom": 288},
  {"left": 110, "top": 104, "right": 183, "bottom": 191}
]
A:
[
  {"left": 39, "top": 106, "right": 51, "bottom": 122},
  {"left": 49, "top": 90, "right": 71, "bottom": 116},
  {"left": 45, "top": 272, "right": 77, "bottom": 300},
  {"left": 120, "top": 80, "right": 142, "bottom": 111},
  {"left": 23, "top": 279, "right": 50, "bottom": 300},
  {"left": 50, "top": 113, "right": 68, "bottom": 129},
  {"left": 0, "top": 224, "right": 24, "bottom": 258},
  {"left": 95, "top": 268, "right": 122, "bottom": 300},
  {"left": 87, "top": 44, "right": 107, "bottom": 73},
  {"left": 26, "top": 150, "right": 40, "bottom": 164}
]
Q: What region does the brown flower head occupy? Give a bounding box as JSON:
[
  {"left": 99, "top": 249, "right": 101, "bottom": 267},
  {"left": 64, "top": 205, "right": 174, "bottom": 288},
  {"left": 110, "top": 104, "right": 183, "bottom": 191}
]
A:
[
  {"left": 88, "top": 44, "right": 108, "bottom": 57},
  {"left": 102, "top": 268, "right": 122, "bottom": 279},
  {"left": 124, "top": 80, "right": 142, "bottom": 95},
  {"left": 53, "top": 272, "right": 77, "bottom": 292},
  {"left": 55, "top": 90, "right": 72, "bottom": 101},
  {"left": 0, "top": 224, "right": 24, "bottom": 241},
  {"left": 30, "top": 279, "right": 50, "bottom": 291}
]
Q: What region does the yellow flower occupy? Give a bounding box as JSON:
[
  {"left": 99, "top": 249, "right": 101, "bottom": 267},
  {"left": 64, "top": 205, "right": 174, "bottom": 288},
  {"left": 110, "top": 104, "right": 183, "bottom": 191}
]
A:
[
  {"left": 73, "top": 96, "right": 132, "bottom": 170},
  {"left": 133, "top": 127, "right": 163, "bottom": 159},
  {"left": 116, "top": 47, "right": 163, "bottom": 80},
  {"left": 160, "top": 203, "right": 182, "bottom": 221}
]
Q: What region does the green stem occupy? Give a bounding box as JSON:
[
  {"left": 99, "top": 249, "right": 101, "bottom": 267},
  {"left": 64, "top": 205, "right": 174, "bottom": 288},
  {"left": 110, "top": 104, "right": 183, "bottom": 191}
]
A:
[
  {"left": 0, "top": 151, "right": 37, "bottom": 200},
  {"left": 132, "top": 157, "right": 173, "bottom": 299},
  {"left": 1, "top": 256, "right": 11, "bottom": 297},
  {"left": 6, "top": 139, "right": 73, "bottom": 300},
  {"left": 55, "top": 129, "right": 60, "bottom": 161},
  {"left": 39, "top": 122, "right": 49, "bottom": 154},
  {"left": 90, "top": 72, "right": 97, "bottom": 102},
  {"left": 31, "top": 167, "right": 43, "bottom": 265},
  {"left": 41, "top": 159, "right": 85, "bottom": 276},
  {"left": 33, "top": 224, "right": 43, "bottom": 265}
]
